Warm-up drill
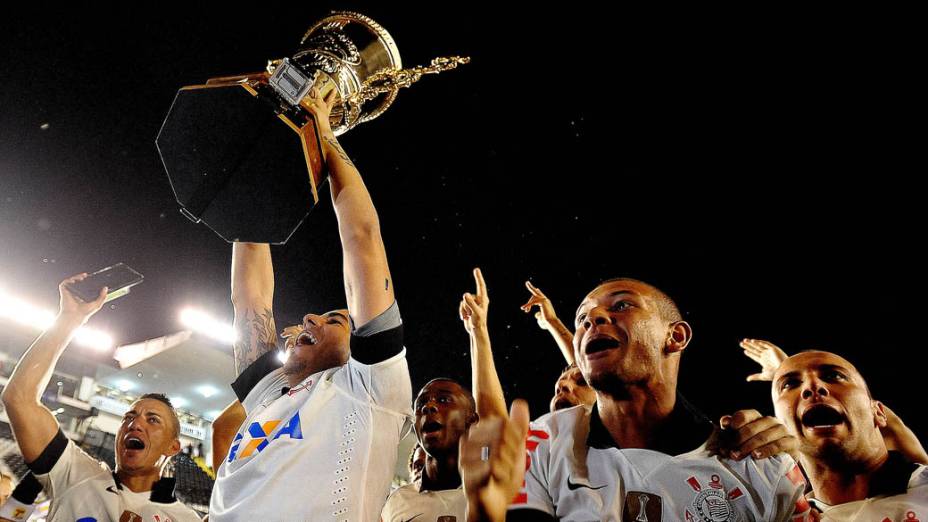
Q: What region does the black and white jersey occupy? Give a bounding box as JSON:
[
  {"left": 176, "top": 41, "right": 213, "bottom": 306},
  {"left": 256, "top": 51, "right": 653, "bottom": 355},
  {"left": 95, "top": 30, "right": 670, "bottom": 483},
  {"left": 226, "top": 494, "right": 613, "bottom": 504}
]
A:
[
  {"left": 809, "top": 453, "right": 928, "bottom": 521},
  {"left": 29, "top": 431, "right": 200, "bottom": 522},
  {"left": 511, "top": 400, "right": 811, "bottom": 522},
  {"left": 210, "top": 302, "right": 412, "bottom": 522}
]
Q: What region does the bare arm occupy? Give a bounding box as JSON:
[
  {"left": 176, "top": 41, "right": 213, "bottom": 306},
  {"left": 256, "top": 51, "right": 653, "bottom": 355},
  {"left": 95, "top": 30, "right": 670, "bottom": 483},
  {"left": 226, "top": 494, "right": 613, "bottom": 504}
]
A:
[
  {"left": 304, "top": 89, "right": 394, "bottom": 326},
  {"left": 460, "top": 268, "right": 507, "bottom": 419},
  {"left": 231, "top": 242, "right": 277, "bottom": 376},
  {"left": 521, "top": 282, "right": 574, "bottom": 364},
  {"left": 1, "top": 274, "right": 106, "bottom": 462},
  {"left": 211, "top": 400, "right": 246, "bottom": 472}
]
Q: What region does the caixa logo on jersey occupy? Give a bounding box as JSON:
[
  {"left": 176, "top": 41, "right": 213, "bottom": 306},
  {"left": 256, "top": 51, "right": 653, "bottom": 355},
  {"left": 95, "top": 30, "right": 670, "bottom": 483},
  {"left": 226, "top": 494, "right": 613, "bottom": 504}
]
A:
[{"left": 228, "top": 412, "right": 303, "bottom": 463}]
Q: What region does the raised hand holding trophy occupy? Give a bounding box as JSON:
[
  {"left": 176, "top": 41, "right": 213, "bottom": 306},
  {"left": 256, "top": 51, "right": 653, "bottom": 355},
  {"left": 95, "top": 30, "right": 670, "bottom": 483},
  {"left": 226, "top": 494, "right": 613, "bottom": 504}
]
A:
[{"left": 157, "top": 12, "right": 468, "bottom": 243}]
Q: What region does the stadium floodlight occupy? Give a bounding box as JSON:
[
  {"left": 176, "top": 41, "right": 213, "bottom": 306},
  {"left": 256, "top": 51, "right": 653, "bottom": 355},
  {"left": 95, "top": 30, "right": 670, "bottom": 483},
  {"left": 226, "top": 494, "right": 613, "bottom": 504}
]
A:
[
  {"left": 179, "top": 307, "right": 237, "bottom": 344},
  {"left": 197, "top": 385, "right": 218, "bottom": 398},
  {"left": 0, "top": 288, "right": 114, "bottom": 351}
]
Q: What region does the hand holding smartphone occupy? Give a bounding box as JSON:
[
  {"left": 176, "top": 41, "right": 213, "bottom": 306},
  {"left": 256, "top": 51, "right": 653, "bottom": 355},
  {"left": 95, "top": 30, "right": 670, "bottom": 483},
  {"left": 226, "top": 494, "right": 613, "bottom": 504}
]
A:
[{"left": 65, "top": 263, "right": 144, "bottom": 304}]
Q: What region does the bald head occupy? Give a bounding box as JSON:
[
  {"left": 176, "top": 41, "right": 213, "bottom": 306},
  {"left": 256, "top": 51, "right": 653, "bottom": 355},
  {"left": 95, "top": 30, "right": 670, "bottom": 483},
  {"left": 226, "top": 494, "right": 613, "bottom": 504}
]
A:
[
  {"left": 771, "top": 350, "right": 887, "bottom": 464},
  {"left": 772, "top": 350, "right": 871, "bottom": 401}
]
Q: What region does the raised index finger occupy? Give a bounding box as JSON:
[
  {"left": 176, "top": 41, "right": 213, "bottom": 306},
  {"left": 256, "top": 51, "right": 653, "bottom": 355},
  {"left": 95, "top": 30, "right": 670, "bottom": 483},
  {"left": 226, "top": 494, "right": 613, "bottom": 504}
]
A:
[
  {"left": 525, "top": 280, "right": 544, "bottom": 297},
  {"left": 473, "top": 267, "right": 487, "bottom": 298}
]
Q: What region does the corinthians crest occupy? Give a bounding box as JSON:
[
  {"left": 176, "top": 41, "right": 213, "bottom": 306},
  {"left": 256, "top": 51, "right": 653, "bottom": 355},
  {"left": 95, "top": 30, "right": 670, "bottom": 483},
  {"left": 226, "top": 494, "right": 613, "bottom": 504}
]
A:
[{"left": 684, "top": 474, "right": 745, "bottom": 522}]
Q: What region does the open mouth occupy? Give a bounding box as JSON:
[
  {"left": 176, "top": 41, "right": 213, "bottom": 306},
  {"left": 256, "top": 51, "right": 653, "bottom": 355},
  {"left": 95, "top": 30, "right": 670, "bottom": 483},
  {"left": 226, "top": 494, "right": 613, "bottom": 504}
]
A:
[
  {"left": 552, "top": 397, "right": 575, "bottom": 411},
  {"left": 421, "top": 420, "right": 443, "bottom": 434},
  {"left": 296, "top": 332, "right": 318, "bottom": 346},
  {"left": 125, "top": 437, "right": 145, "bottom": 450},
  {"left": 801, "top": 404, "right": 846, "bottom": 429},
  {"left": 585, "top": 336, "right": 621, "bottom": 355}
]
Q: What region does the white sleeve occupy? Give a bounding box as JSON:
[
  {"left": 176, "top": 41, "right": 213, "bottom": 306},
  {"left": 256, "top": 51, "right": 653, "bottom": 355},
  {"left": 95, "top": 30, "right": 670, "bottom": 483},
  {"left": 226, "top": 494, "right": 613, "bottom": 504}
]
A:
[
  {"left": 341, "top": 349, "right": 412, "bottom": 415},
  {"left": 33, "top": 438, "right": 109, "bottom": 501},
  {"left": 509, "top": 421, "right": 556, "bottom": 516}
]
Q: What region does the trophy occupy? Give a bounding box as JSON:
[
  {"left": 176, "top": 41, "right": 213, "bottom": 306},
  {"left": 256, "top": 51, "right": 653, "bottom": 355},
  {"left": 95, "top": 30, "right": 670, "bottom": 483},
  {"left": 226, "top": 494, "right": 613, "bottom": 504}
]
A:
[{"left": 156, "top": 12, "right": 468, "bottom": 244}]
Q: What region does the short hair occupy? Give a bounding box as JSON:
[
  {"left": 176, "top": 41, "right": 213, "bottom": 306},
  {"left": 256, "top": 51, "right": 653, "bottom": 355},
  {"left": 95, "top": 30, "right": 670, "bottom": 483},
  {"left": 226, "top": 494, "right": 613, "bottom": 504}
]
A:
[
  {"left": 137, "top": 393, "right": 181, "bottom": 439},
  {"left": 559, "top": 363, "right": 588, "bottom": 387},
  {"left": 598, "top": 277, "right": 683, "bottom": 323},
  {"left": 419, "top": 378, "right": 477, "bottom": 417}
]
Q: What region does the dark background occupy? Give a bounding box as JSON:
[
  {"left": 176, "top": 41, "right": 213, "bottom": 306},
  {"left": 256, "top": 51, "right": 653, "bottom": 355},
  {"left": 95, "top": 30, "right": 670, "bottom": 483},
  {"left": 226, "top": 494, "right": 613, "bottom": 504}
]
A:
[{"left": 0, "top": 6, "right": 922, "bottom": 434}]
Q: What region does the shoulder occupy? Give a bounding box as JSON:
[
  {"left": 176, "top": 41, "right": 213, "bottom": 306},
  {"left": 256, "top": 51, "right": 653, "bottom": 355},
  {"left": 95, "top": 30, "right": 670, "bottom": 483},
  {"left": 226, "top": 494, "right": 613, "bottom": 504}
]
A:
[
  {"left": 678, "top": 446, "right": 801, "bottom": 489},
  {"left": 531, "top": 404, "right": 588, "bottom": 437},
  {"left": 386, "top": 483, "right": 420, "bottom": 499},
  {"left": 910, "top": 464, "right": 928, "bottom": 489}
]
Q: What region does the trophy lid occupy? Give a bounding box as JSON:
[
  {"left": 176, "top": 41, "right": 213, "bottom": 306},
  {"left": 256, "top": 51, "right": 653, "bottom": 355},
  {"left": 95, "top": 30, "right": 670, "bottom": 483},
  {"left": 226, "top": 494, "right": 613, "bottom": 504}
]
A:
[{"left": 295, "top": 11, "right": 402, "bottom": 132}]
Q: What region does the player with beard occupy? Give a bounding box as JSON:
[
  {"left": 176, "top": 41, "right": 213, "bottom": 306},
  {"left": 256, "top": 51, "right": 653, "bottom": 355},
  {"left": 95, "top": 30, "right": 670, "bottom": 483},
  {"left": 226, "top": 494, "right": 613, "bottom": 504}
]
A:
[
  {"left": 460, "top": 277, "right": 812, "bottom": 521},
  {"left": 1, "top": 274, "right": 199, "bottom": 521},
  {"left": 208, "top": 87, "right": 412, "bottom": 520},
  {"left": 382, "top": 268, "right": 508, "bottom": 522},
  {"left": 770, "top": 350, "right": 928, "bottom": 519},
  {"left": 521, "top": 282, "right": 595, "bottom": 412}
]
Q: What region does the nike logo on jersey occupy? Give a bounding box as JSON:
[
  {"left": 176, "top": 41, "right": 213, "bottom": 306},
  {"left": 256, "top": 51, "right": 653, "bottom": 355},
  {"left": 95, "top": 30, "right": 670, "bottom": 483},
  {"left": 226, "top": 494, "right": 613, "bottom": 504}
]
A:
[
  {"left": 402, "top": 515, "right": 423, "bottom": 521},
  {"left": 567, "top": 476, "right": 607, "bottom": 490},
  {"left": 105, "top": 485, "right": 119, "bottom": 494}
]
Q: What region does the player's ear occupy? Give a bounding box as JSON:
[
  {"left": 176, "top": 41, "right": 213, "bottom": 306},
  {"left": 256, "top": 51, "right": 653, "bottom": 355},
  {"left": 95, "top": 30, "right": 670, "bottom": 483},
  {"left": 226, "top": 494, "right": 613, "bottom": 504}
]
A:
[
  {"left": 872, "top": 400, "right": 888, "bottom": 429},
  {"left": 665, "top": 321, "right": 692, "bottom": 354}
]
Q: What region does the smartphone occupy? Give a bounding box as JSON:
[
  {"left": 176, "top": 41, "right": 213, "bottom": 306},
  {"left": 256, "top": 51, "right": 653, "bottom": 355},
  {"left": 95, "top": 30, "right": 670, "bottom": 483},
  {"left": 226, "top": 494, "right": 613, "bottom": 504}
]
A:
[{"left": 65, "top": 263, "right": 144, "bottom": 303}]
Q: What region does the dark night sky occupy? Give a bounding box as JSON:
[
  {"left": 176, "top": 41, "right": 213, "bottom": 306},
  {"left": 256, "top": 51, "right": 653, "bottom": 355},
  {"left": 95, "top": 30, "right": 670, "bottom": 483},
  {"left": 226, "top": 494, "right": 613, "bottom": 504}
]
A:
[{"left": 0, "top": 6, "right": 923, "bottom": 435}]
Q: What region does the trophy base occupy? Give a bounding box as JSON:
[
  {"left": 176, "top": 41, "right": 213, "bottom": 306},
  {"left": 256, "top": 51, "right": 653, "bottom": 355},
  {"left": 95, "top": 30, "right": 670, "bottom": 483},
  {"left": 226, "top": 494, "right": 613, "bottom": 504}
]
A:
[{"left": 156, "top": 80, "right": 327, "bottom": 244}]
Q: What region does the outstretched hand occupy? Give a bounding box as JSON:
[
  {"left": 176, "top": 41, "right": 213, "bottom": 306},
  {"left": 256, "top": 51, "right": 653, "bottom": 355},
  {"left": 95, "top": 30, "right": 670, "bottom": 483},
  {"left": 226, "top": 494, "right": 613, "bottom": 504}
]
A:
[{"left": 739, "top": 338, "right": 788, "bottom": 382}]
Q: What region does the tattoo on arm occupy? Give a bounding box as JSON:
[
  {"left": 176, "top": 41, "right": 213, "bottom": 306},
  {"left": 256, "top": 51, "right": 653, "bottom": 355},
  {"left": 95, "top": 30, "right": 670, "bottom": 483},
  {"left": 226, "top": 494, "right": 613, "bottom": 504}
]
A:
[
  {"left": 233, "top": 307, "right": 277, "bottom": 376},
  {"left": 323, "top": 136, "right": 356, "bottom": 169}
]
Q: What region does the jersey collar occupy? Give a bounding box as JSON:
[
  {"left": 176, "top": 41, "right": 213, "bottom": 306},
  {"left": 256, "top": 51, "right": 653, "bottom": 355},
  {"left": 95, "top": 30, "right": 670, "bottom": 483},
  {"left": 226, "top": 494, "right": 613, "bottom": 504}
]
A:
[
  {"left": 586, "top": 392, "right": 714, "bottom": 455},
  {"left": 111, "top": 472, "right": 179, "bottom": 504}
]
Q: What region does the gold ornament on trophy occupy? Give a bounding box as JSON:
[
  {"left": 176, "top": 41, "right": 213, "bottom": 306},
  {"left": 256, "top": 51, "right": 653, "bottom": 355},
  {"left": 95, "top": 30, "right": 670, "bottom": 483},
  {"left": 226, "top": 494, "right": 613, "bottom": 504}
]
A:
[{"left": 157, "top": 11, "right": 469, "bottom": 244}]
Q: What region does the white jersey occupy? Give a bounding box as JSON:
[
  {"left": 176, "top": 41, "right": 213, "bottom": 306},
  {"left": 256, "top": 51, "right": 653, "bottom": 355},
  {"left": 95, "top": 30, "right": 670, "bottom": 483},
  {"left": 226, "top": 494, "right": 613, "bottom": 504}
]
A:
[
  {"left": 209, "top": 310, "right": 412, "bottom": 522},
  {"left": 380, "top": 483, "right": 466, "bottom": 522},
  {"left": 31, "top": 432, "right": 200, "bottom": 522},
  {"left": 809, "top": 457, "right": 928, "bottom": 521},
  {"left": 513, "top": 403, "right": 812, "bottom": 522},
  {"left": 0, "top": 498, "right": 35, "bottom": 521}
]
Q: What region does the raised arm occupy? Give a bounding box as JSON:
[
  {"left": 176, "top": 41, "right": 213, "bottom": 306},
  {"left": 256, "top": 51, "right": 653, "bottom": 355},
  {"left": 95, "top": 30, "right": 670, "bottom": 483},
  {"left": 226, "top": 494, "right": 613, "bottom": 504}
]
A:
[
  {"left": 460, "top": 268, "right": 507, "bottom": 419},
  {"left": 521, "top": 282, "right": 574, "bottom": 364},
  {"left": 231, "top": 243, "right": 277, "bottom": 376},
  {"left": 304, "top": 88, "right": 394, "bottom": 326},
  {"left": 1, "top": 274, "right": 106, "bottom": 462}
]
